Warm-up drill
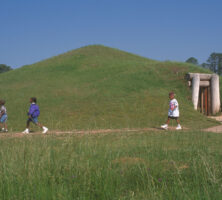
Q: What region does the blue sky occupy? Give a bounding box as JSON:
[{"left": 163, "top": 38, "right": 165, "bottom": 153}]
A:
[{"left": 1, "top": 0, "right": 222, "bottom": 68}]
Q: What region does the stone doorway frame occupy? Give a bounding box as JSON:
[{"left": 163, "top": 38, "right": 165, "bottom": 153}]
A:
[{"left": 186, "top": 73, "right": 220, "bottom": 115}]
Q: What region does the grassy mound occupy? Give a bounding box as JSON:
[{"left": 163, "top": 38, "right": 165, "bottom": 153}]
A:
[{"left": 0, "top": 45, "right": 219, "bottom": 131}]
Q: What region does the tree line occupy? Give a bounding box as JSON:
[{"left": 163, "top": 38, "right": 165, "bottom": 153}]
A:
[
  {"left": 186, "top": 53, "right": 222, "bottom": 75},
  {"left": 0, "top": 64, "right": 13, "bottom": 73}
]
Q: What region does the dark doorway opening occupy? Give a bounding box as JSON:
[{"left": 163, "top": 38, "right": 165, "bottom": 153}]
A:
[{"left": 198, "top": 87, "right": 211, "bottom": 115}]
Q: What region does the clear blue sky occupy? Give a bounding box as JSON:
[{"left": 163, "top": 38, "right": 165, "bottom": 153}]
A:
[{"left": 1, "top": 0, "right": 222, "bottom": 68}]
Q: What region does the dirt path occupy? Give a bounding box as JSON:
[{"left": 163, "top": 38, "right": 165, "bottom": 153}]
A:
[
  {"left": 203, "top": 125, "right": 222, "bottom": 133},
  {"left": 0, "top": 120, "right": 221, "bottom": 137},
  {"left": 0, "top": 126, "right": 187, "bottom": 138},
  {"left": 203, "top": 115, "right": 222, "bottom": 133},
  {"left": 208, "top": 115, "right": 222, "bottom": 123}
]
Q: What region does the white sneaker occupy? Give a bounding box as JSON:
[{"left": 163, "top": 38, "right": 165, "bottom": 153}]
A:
[
  {"left": 22, "top": 129, "right": 29, "bottom": 134},
  {"left": 42, "top": 127, "right": 48, "bottom": 134},
  {"left": 176, "top": 124, "right": 182, "bottom": 130},
  {"left": 161, "top": 124, "right": 168, "bottom": 130}
]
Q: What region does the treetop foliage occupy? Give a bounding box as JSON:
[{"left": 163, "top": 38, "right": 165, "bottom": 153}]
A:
[
  {"left": 0, "top": 64, "right": 13, "bottom": 73},
  {"left": 185, "top": 57, "right": 198, "bottom": 65},
  {"left": 186, "top": 53, "right": 222, "bottom": 75}
]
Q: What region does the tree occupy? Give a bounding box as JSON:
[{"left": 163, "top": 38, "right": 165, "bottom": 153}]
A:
[
  {"left": 185, "top": 57, "right": 199, "bottom": 65},
  {"left": 0, "top": 64, "right": 13, "bottom": 73},
  {"left": 201, "top": 62, "right": 209, "bottom": 69},
  {"left": 206, "top": 53, "right": 222, "bottom": 75}
]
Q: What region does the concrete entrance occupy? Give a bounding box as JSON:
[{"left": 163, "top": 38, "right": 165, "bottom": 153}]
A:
[{"left": 186, "top": 73, "right": 220, "bottom": 115}]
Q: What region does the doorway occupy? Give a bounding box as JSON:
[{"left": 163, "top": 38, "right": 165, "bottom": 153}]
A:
[{"left": 198, "top": 87, "right": 211, "bottom": 115}]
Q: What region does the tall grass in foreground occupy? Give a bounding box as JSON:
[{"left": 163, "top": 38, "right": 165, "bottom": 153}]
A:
[{"left": 0, "top": 130, "right": 222, "bottom": 199}]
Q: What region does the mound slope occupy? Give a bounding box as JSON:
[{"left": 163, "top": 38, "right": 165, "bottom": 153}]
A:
[{"left": 0, "top": 45, "right": 219, "bottom": 131}]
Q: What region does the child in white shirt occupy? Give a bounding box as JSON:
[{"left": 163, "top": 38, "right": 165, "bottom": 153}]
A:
[{"left": 161, "top": 92, "right": 182, "bottom": 130}]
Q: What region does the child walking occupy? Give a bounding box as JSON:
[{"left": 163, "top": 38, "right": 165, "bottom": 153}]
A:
[
  {"left": 161, "top": 92, "right": 182, "bottom": 130},
  {"left": 22, "top": 97, "right": 48, "bottom": 134},
  {"left": 0, "top": 100, "right": 8, "bottom": 132}
]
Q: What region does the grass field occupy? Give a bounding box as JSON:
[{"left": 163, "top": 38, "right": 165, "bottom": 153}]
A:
[
  {"left": 0, "top": 45, "right": 222, "bottom": 199},
  {"left": 0, "top": 130, "right": 222, "bottom": 200}
]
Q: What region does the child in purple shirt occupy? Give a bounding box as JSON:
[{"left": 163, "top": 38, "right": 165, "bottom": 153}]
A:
[{"left": 22, "top": 97, "right": 48, "bottom": 134}]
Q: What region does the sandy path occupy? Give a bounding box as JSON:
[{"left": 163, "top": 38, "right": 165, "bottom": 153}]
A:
[
  {"left": 202, "top": 115, "right": 222, "bottom": 133},
  {"left": 1, "top": 120, "right": 221, "bottom": 137},
  {"left": 208, "top": 115, "right": 222, "bottom": 123},
  {"left": 203, "top": 125, "right": 222, "bottom": 133},
  {"left": 0, "top": 126, "right": 187, "bottom": 138}
]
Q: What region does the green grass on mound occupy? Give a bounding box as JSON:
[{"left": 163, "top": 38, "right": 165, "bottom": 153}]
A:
[
  {"left": 0, "top": 45, "right": 219, "bottom": 131},
  {"left": 0, "top": 130, "right": 222, "bottom": 199}
]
